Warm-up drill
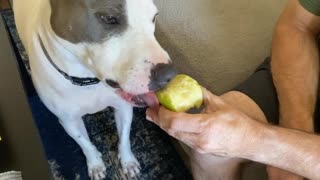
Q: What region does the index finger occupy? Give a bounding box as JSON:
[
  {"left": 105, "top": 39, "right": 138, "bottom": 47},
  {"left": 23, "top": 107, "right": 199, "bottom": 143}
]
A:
[
  {"left": 147, "top": 106, "right": 209, "bottom": 133},
  {"left": 202, "top": 87, "right": 225, "bottom": 108}
]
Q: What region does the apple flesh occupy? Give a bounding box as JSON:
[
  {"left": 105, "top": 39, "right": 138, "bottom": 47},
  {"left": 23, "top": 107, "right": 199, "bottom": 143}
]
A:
[{"left": 156, "top": 74, "right": 203, "bottom": 112}]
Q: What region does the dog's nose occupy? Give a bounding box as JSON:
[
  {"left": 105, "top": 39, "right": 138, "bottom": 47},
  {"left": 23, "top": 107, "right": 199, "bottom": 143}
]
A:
[{"left": 149, "top": 63, "right": 177, "bottom": 91}]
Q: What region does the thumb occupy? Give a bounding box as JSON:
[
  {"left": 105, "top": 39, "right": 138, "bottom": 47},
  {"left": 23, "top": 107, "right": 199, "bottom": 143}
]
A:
[
  {"left": 146, "top": 108, "right": 158, "bottom": 122},
  {"left": 202, "top": 87, "right": 225, "bottom": 108}
]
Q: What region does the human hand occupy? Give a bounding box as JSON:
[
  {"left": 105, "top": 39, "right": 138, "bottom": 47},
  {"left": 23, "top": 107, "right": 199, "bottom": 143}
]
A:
[{"left": 146, "top": 88, "right": 260, "bottom": 157}]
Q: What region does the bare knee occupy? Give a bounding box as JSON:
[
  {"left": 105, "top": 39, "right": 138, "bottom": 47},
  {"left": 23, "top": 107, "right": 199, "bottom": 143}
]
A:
[
  {"left": 191, "top": 152, "right": 244, "bottom": 180},
  {"left": 220, "top": 91, "right": 268, "bottom": 123},
  {"left": 267, "top": 166, "right": 304, "bottom": 180}
]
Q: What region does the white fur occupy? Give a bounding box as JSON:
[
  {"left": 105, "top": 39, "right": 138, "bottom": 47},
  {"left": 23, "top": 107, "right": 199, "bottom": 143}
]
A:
[{"left": 13, "top": 0, "right": 170, "bottom": 179}]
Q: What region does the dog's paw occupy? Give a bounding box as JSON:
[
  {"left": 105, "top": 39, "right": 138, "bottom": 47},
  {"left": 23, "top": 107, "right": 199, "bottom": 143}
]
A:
[
  {"left": 119, "top": 152, "right": 141, "bottom": 178},
  {"left": 87, "top": 154, "right": 106, "bottom": 180}
]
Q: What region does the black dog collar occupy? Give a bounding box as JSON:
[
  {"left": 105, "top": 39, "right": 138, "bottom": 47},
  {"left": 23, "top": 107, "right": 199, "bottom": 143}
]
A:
[{"left": 38, "top": 36, "right": 100, "bottom": 86}]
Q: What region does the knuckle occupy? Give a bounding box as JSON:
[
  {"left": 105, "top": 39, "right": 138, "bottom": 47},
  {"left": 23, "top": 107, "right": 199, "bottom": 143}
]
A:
[
  {"left": 196, "top": 136, "right": 210, "bottom": 152},
  {"left": 168, "top": 118, "right": 179, "bottom": 130},
  {"left": 159, "top": 121, "right": 165, "bottom": 128},
  {"left": 195, "top": 148, "right": 206, "bottom": 154},
  {"left": 159, "top": 121, "right": 170, "bottom": 130},
  {"left": 199, "top": 118, "right": 206, "bottom": 128},
  {"left": 199, "top": 141, "right": 210, "bottom": 151},
  {"left": 167, "top": 129, "right": 176, "bottom": 137}
]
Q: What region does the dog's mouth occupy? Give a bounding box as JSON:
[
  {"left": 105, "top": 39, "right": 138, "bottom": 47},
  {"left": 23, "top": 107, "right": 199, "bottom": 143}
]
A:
[{"left": 117, "top": 90, "right": 159, "bottom": 108}]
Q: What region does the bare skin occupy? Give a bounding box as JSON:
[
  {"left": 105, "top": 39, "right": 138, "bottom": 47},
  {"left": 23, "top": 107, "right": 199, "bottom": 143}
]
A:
[
  {"left": 270, "top": 0, "right": 320, "bottom": 178},
  {"left": 146, "top": 0, "right": 320, "bottom": 179},
  {"left": 148, "top": 0, "right": 320, "bottom": 179},
  {"left": 146, "top": 89, "right": 320, "bottom": 180}
]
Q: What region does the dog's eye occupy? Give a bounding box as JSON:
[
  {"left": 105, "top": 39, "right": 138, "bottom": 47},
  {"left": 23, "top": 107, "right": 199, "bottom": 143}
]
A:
[
  {"left": 96, "top": 13, "right": 119, "bottom": 25},
  {"left": 153, "top": 13, "right": 159, "bottom": 23}
]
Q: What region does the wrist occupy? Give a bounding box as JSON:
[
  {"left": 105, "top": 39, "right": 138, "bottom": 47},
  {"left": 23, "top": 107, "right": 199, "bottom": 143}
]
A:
[
  {"left": 239, "top": 123, "right": 277, "bottom": 162},
  {"left": 235, "top": 119, "right": 272, "bottom": 159}
]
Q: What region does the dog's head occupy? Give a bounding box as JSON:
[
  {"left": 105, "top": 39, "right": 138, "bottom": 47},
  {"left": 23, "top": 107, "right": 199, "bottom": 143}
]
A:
[{"left": 49, "top": 0, "right": 176, "bottom": 107}]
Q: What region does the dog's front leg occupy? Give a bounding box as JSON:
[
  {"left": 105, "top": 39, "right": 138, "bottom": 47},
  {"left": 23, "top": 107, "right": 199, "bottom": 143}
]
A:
[
  {"left": 58, "top": 117, "right": 106, "bottom": 180},
  {"left": 114, "top": 102, "right": 140, "bottom": 178}
]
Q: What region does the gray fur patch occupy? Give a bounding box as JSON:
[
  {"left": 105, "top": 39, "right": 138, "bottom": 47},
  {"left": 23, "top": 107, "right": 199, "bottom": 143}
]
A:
[{"left": 49, "top": 0, "right": 128, "bottom": 43}]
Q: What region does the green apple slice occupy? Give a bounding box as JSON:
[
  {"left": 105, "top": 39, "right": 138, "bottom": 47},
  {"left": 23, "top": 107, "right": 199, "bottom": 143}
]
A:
[{"left": 156, "top": 74, "right": 203, "bottom": 112}]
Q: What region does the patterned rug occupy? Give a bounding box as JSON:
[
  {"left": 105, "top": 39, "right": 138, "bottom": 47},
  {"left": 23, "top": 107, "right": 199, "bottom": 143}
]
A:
[{"left": 1, "top": 9, "right": 192, "bottom": 180}]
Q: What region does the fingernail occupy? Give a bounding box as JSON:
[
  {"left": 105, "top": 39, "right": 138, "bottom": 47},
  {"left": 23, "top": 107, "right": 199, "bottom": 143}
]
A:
[{"left": 146, "top": 115, "right": 152, "bottom": 121}]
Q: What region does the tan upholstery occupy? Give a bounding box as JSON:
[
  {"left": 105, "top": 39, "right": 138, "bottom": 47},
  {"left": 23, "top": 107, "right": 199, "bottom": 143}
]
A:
[{"left": 155, "top": 0, "right": 287, "bottom": 94}]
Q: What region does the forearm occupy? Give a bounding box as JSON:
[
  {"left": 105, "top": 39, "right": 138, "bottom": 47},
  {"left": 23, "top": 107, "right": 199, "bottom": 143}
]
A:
[
  {"left": 242, "top": 122, "right": 320, "bottom": 179},
  {"left": 271, "top": 4, "right": 319, "bottom": 131},
  {"left": 271, "top": 27, "right": 319, "bottom": 130}
]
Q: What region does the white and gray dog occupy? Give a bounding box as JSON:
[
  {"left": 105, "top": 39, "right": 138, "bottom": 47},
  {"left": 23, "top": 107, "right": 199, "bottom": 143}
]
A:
[{"left": 13, "top": 0, "right": 176, "bottom": 179}]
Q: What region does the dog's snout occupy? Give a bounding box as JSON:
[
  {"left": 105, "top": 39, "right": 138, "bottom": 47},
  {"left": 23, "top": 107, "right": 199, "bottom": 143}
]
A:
[{"left": 149, "top": 63, "right": 177, "bottom": 91}]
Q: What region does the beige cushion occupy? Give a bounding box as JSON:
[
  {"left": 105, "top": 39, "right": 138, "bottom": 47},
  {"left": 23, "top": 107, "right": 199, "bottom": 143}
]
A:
[{"left": 155, "top": 0, "right": 287, "bottom": 94}]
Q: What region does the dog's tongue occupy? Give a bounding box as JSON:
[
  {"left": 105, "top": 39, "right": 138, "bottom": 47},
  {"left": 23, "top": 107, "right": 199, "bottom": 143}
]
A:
[
  {"left": 117, "top": 90, "right": 159, "bottom": 109},
  {"left": 140, "top": 92, "right": 159, "bottom": 110}
]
